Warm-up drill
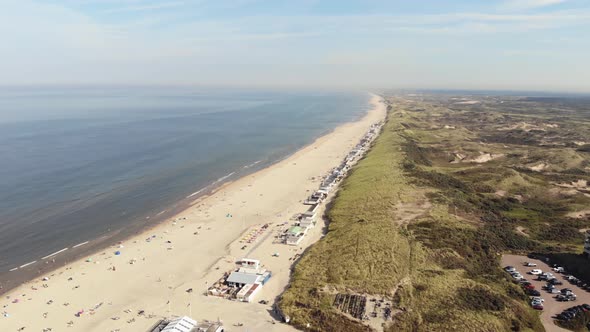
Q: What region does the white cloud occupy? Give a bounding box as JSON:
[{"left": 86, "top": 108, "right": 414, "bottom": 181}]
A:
[
  {"left": 501, "top": 0, "right": 569, "bottom": 11},
  {"left": 101, "top": 1, "right": 187, "bottom": 13},
  {"left": 0, "top": 0, "right": 589, "bottom": 91}
]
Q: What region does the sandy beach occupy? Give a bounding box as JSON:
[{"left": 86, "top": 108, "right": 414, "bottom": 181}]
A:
[{"left": 0, "top": 94, "right": 386, "bottom": 332}]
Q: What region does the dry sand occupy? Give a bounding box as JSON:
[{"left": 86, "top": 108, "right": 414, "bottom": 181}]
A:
[
  {"left": 465, "top": 152, "right": 504, "bottom": 163},
  {"left": 530, "top": 163, "right": 549, "bottom": 172},
  {"left": 569, "top": 210, "right": 590, "bottom": 219},
  {"left": 515, "top": 226, "right": 529, "bottom": 238},
  {"left": 0, "top": 94, "right": 386, "bottom": 332}
]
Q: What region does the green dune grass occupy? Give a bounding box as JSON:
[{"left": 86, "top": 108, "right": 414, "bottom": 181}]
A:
[{"left": 279, "top": 100, "right": 547, "bottom": 332}]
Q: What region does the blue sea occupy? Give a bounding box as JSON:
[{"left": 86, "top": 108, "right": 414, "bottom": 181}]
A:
[{"left": 0, "top": 86, "right": 369, "bottom": 274}]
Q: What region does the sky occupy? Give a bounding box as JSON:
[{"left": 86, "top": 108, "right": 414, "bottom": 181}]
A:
[{"left": 1, "top": 0, "right": 589, "bottom": 92}]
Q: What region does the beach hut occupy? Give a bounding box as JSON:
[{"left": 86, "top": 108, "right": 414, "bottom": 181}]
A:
[
  {"left": 240, "top": 258, "right": 261, "bottom": 270},
  {"left": 303, "top": 191, "right": 326, "bottom": 205},
  {"left": 286, "top": 226, "right": 306, "bottom": 245},
  {"left": 299, "top": 218, "right": 315, "bottom": 229},
  {"left": 236, "top": 283, "right": 261, "bottom": 302},
  {"left": 195, "top": 320, "right": 225, "bottom": 332},
  {"left": 301, "top": 204, "right": 319, "bottom": 221}
]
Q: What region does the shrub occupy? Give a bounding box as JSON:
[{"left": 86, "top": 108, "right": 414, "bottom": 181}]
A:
[{"left": 456, "top": 286, "right": 506, "bottom": 311}]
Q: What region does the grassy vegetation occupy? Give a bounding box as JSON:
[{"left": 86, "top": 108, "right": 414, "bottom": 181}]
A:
[
  {"left": 395, "top": 94, "right": 590, "bottom": 332},
  {"left": 279, "top": 112, "right": 415, "bottom": 331},
  {"left": 279, "top": 102, "right": 548, "bottom": 331},
  {"left": 280, "top": 94, "right": 590, "bottom": 331}
]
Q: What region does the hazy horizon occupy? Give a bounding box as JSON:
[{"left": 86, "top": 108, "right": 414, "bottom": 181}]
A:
[{"left": 2, "top": 0, "right": 590, "bottom": 92}]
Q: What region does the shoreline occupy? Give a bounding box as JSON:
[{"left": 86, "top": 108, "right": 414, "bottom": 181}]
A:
[
  {"left": 0, "top": 93, "right": 386, "bottom": 331},
  {"left": 0, "top": 101, "right": 368, "bottom": 295}
]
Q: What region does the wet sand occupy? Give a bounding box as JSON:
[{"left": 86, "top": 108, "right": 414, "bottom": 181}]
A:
[{"left": 0, "top": 94, "right": 386, "bottom": 331}]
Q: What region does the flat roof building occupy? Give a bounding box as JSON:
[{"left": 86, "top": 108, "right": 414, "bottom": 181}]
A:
[
  {"left": 226, "top": 271, "right": 262, "bottom": 287},
  {"left": 149, "top": 316, "right": 224, "bottom": 332},
  {"left": 236, "top": 283, "right": 261, "bottom": 303},
  {"left": 240, "top": 258, "right": 260, "bottom": 270},
  {"left": 161, "top": 316, "right": 197, "bottom": 332}
]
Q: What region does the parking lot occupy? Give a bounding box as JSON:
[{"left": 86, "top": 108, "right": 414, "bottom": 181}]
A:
[{"left": 502, "top": 254, "right": 590, "bottom": 332}]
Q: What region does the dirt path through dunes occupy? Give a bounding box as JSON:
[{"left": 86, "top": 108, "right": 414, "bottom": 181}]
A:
[
  {"left": 516, "top": 226, "right": 530, "bottom": 237},
  {"left": 568, "top": 210, "right": 590, "bottom": 219}
]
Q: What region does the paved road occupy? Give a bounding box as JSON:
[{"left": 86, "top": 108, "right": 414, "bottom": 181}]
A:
[{"left": 502, "top": 254, "right": 590, "bottom": 332}]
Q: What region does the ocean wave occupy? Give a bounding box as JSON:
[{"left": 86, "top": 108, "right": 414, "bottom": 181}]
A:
[
  {"left": 243, "top": 160, "right": 262, "bottom": 169},
  {"left": 213, "top": 172, "right": 235, "bottom": 184},
  {"left": 186, "top": 188, "right": 205, "bottom": 198}
]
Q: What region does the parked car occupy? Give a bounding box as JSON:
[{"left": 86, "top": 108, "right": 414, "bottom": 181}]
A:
[
  {"left": 543, "top": 284, "right": 555, "bottom": 290},
  {"left": 557, "top": 294, "right": 577, "bottom": 302},
  {"left": 512, "top": 273, "right": 523, "bottom": 280},
  {"left": 538, "top": 273, "right": 553, "bottom": 281},
  {"left": 531, "top": 297, "right": 545, "bottom": 302},
  {"left": 527, "top": 289, "right": 541, "bottom": 296},
  {"left": 564, "top": 309, "right": 577, "bottom": 315},
  {"left": 505, "top": 266, "right": 516, "bottom": 273},
  {"left": 548, "top": 278, "right": 563, "bottom": 285},
  {"left": 524, "top": 262, "right": 537, "bottom": 267},
  {"left": 529, "top": 269, "right": 542, "bottom": 275},
  {"left": 549, "top": 288, "right": 561, "bottom": 294},
  {"left": 553, "top": 266, "right": 565, "bottom": 273},
  {"left": 562, "top": 288, "right": 573, "bottom": 294},
  {"left": 523, "top": 283, "right": 535, "bottom": 290},
  {"left": 532, "top": 303, "right": 544, "bottom": 310},
  {"left": 558, "top": 310, "right": 576, "bottom": 320}
]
